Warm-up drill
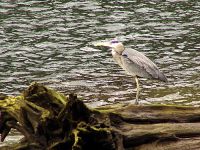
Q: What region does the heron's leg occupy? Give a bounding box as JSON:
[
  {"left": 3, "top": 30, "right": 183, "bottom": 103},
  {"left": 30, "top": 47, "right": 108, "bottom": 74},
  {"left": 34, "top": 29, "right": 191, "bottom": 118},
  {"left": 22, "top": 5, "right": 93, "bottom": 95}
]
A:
[{"left": 134, "top": 76, "right": 140, "bottom": 105}]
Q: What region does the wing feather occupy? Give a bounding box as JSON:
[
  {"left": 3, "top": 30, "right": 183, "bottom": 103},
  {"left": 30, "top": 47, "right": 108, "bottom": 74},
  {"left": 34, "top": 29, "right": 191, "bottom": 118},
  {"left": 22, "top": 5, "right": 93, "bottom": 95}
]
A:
[{"left": 121, "top": 48, "right": 167, "bottom": 81}]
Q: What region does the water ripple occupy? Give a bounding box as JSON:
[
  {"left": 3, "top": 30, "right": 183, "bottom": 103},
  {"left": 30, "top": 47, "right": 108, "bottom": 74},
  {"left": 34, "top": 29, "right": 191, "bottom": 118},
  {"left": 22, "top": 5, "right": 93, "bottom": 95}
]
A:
[{"left": 0, "top": 0, "right": 199, "bottom": 106}]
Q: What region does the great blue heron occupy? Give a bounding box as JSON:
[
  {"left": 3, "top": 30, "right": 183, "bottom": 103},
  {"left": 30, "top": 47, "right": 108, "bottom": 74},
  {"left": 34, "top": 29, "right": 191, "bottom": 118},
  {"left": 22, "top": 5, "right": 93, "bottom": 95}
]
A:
[{"left": 94, "top": 39, "right": 167, "bottom": 104}]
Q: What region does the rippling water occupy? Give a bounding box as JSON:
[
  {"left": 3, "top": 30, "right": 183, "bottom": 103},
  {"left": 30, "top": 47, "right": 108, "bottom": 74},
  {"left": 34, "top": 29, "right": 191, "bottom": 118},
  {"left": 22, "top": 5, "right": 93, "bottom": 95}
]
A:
[
  {"left": 0, "top": 0, "right": 200, "bottom": 146},
  {"left": 0, "top": 0, "right": 199, "bottom": 105}
]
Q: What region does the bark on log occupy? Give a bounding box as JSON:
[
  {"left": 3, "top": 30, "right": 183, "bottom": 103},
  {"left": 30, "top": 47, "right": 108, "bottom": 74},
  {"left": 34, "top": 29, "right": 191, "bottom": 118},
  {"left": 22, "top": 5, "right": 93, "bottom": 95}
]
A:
[{"left": 0, "top": 82, "right": 200, "bottom": 150}]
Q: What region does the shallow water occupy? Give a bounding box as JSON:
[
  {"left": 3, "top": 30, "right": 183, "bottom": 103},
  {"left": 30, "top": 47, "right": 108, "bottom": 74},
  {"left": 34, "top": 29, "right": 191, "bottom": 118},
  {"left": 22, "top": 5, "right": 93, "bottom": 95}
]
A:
[{"left": 0, "top": 0, "right": 199, "bottom": 145}]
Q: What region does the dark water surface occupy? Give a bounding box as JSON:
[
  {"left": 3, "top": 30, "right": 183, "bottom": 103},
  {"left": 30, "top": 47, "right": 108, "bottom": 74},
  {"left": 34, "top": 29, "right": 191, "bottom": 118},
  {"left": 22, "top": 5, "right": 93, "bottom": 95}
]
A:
[
  {"left": 0, "top": 0, "right": 200, "bottom": 104},
  {"left": 0, "top": 0, "right": 200, "bottom": 145}
]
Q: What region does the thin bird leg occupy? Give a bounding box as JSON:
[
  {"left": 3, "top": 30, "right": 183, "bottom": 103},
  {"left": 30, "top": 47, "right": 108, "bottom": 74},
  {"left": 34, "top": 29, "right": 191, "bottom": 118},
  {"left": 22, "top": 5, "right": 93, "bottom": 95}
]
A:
[{"left": 135, "top": 76, "right": 140, "bottom": 105}]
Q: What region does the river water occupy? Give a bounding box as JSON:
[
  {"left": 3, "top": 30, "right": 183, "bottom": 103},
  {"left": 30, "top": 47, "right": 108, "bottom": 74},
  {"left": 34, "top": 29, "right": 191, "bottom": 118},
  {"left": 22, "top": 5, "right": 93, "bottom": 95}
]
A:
[{"left": 0, "top": 0, "right": 199, "bottom": 146}]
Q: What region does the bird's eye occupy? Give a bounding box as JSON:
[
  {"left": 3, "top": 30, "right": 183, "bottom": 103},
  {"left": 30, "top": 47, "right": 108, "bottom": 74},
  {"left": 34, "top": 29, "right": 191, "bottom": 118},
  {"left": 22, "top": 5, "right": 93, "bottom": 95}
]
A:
[{"left": 111, "top": 40, "right": 119, "bottom": 44}]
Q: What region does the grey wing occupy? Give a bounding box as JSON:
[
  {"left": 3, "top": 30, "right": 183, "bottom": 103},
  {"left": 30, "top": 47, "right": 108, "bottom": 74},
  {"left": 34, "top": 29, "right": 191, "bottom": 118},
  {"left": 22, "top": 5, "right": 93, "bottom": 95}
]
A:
[{"left": 121, "top": 48, "right": 167, "bottom": 82}]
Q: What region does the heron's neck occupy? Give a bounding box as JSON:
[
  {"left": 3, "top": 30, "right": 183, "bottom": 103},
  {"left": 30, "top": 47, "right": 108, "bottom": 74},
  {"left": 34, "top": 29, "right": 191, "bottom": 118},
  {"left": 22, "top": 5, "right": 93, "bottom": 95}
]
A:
[
  {"left": 111, "top": 49, "right": 124, "bottom": 68},
  {"left": 113, "top": 44, "right": 125, "bottom": 55}
]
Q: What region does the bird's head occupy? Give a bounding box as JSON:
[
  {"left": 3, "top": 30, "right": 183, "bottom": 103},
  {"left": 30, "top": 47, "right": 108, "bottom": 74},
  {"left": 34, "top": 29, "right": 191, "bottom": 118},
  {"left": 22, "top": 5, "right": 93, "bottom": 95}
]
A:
[{"left": 94, "top": 39, "right": 125, "bottom": 54}]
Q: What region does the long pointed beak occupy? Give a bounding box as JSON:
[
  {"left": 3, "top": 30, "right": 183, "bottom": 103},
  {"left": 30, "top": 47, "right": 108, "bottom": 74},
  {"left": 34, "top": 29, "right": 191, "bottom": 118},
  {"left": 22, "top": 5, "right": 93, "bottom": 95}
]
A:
[{"left": 93, "top": 41, "right": 112, "bottom": 48}]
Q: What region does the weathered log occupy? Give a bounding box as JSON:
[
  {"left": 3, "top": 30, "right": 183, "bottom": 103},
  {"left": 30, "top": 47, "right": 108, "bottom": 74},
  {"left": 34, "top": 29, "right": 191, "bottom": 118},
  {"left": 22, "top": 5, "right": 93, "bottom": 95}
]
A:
[{"left": 0, "top": 82, "right": 200, "bottom": 150}]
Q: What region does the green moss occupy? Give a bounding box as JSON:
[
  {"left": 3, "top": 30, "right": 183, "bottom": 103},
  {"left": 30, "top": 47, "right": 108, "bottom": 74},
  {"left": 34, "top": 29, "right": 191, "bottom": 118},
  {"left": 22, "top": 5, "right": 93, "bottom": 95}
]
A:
[
  {"left": 70, "top": 122, "right": 114, "bottom": 150},
  {"left": 72, "top": 129, "right": 80, "bottom": 149}
]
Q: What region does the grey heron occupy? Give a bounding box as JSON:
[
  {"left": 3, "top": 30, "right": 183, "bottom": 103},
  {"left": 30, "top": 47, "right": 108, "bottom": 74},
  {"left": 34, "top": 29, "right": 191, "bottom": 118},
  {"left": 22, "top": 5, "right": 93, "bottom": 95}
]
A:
[{"left": 94, "top": 39, "right": 167, "bottom": 104}]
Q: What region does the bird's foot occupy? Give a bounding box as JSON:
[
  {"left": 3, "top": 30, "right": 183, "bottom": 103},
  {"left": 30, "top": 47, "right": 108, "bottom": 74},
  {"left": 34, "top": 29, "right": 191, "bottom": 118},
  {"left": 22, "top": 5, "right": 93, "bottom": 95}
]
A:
[{"left": 134, "top": 99, "right": 139, "bottom": 105}]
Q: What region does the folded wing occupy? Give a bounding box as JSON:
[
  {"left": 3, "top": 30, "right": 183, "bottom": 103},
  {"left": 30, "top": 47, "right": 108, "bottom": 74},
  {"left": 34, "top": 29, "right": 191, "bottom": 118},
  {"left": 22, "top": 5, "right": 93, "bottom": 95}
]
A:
[{"left": 121, "top": 48, "right": 167, "bottom": 82}]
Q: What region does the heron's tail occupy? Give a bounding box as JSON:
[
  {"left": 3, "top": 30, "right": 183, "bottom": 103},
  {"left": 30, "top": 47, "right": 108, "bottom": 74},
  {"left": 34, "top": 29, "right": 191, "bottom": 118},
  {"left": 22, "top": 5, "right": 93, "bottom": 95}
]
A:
[{"left": 158, "top": 72, "right": 168, "bottom": 82}]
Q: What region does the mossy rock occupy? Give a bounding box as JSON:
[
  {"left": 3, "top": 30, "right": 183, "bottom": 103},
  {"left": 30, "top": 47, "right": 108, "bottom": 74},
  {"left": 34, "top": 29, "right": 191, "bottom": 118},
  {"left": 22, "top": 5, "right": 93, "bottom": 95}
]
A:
[{"left": 0, "top": 83, "right": 200, "bottom": 150}]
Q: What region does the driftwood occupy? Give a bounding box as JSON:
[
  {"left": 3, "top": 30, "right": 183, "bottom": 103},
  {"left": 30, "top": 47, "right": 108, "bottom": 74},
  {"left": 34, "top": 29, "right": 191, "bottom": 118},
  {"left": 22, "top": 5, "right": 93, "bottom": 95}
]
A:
[{"left": 0, "top": 82, "right": 200, "bottom": 150}]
